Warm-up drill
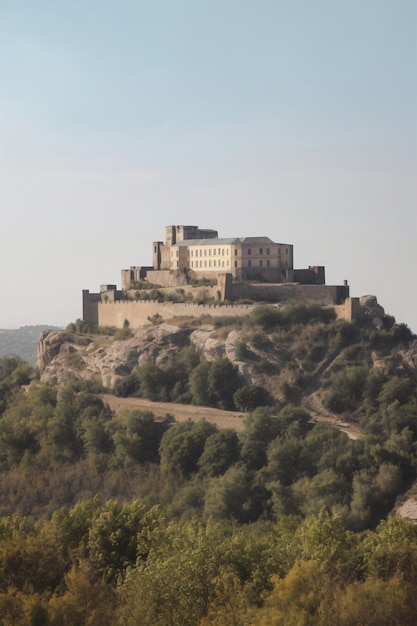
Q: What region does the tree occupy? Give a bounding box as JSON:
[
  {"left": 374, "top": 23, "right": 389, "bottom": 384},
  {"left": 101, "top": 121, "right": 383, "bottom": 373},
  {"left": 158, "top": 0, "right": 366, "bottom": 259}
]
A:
[
  {"left": 48, "top": 561, "right": 115, "bottom": 626},
  {"left": 198, "top": 429, "right": 240, "bottom": 477},
  {"left": 233, "top": 385, "right": 271, "bottom": 412},
  {"left": 159, "top": 420, "right": 217, "bottom": 477},
  {"left": 113, "top": 410, "right": 163, "bottom": 465},
  {"left": 87, "top": 500, "right": 156, "bottom": 582},
  {"left": 190, "top": 359, "right": 241, "bottom": 410}
]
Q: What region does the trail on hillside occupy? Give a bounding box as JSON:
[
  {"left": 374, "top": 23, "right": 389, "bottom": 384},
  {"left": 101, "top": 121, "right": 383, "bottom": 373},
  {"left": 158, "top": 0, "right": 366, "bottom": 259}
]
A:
[
  {"left": 100, "top": 394, "right": 246, "bottom": 432},
  {"left": 300, "top": 348, "right": 362, "bottom": 440}
]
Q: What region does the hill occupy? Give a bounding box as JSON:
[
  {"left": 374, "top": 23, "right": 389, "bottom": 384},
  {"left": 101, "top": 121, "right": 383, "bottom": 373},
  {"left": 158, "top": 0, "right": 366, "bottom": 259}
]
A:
[
  {"left": 1, "top": 299, "right": 417, "bottom": 623},
  {"left": 0, "top": 325, "right": 60, "bottom": 364}
]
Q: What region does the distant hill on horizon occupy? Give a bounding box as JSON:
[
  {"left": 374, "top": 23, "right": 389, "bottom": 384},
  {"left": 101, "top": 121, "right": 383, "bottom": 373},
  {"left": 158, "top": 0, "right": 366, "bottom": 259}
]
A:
[{"left": 0, "top": 325, "right": 61, "bottom": 365}]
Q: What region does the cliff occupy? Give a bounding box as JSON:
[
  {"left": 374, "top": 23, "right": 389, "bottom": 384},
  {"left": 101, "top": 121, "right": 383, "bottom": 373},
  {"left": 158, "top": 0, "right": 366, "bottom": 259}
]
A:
[{"left": 37, "top": 322, "right": 267, "bottom": 389}]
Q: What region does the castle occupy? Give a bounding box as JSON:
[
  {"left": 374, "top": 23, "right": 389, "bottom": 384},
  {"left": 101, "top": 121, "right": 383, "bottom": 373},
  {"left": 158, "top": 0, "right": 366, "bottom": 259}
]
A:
[{"left": 83, "top": 224, "right": 353, "bottom": 329}]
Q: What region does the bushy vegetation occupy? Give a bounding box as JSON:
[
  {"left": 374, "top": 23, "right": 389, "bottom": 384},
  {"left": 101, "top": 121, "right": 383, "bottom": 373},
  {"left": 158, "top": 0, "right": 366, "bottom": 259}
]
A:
[
  {"left": 113, "top": 346, "right": 249, "bottom": 410},
  {"left": 1, "top": 504, "right": 417, "bottom": 624},
  {"left": 0, "top": 302, "right": 416, "bottom": 624}
]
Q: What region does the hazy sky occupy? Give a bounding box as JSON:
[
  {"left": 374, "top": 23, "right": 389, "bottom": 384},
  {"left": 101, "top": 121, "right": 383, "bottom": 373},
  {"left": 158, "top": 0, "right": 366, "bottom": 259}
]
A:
[{"left": 1, "top": 0, "right": 416, "bottom": 331}]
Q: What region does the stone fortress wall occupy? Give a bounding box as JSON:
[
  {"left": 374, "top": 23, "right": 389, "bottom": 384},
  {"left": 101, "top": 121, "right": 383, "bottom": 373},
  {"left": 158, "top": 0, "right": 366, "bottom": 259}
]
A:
[
  {"left": 96, "top": 299, "right": 255, "bottom": 329},
  {"left": 84, "top": 283, "right": 357, "bottom": 330},
  {"left": 83, "top": 223, "right": 357, "bottom": 330},
  {"left": 94, "top": 297, "right": 361, "bottom": 330}
]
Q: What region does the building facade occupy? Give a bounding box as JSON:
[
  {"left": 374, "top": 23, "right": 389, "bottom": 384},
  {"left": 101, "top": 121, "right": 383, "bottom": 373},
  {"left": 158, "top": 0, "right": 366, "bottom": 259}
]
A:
[{"left": 152, "top": 225, "right": 294, "bottom": 282}]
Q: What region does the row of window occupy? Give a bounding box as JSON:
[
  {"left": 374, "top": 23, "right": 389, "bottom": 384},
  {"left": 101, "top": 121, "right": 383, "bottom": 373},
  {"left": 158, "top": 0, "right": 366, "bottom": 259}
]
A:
[
  {"left": 190, "top": 248, "right": 226, "bottom": 257},
  {"left": 246, "top": 247, "right": 271, "bottom": 255},
  {"left": 171, "top": 247, "right": 285, "bottom": 258},
  {"left": 245, "top": 260, "right": 271, "bottom": 267},
  {"left": 190, "top": 259, "right": 230, "bottom": 268},
  {"left": 188, "top": 259, "right": 274, "bottom": 269}
]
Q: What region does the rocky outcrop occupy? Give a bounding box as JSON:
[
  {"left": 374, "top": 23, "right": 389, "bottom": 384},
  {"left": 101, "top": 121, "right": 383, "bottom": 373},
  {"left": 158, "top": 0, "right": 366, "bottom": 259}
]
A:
[
  {"left": 37, "top": 323, "right": 276, "bottom": 389},
  {"left": 38, "top": 324, "right": 193, "bottom": 388},
  {"left": 359, "top": 295, "right": 388, "bottom": 329}
]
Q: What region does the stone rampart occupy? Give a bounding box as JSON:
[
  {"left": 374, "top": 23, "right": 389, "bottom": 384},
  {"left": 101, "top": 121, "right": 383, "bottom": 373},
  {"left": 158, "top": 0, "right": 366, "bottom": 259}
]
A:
[
  {"left": 97, "top": 300, "right": 254, "bottom": 329},
  {"left": 229, "top": 283, "right": 348, "bottom": 305}
]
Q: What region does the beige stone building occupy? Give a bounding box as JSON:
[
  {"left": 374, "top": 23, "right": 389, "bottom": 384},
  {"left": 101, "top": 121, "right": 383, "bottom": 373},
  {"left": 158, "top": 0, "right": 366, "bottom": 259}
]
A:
[{"left": 152, "top": 225, "right": 294, "bottom": 282}]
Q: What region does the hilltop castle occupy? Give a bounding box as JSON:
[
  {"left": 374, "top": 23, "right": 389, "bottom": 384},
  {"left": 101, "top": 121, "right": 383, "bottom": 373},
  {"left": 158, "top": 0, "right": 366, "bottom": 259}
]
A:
[
  {"left": 120, "top": 224, "right": 325, "bottom": 288},
  {"left": 83, "top": 224, "right": 352, "bottom": 329}
]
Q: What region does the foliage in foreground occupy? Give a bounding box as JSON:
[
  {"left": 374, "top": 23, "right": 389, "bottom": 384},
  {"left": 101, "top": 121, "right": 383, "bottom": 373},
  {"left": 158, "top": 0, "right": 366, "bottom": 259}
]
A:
[
  {"left": 0, "top": 300, "right": 416, "bottom": 624},
  {"left": 1, "top": 507, "right": 417, "bottom": 625}
]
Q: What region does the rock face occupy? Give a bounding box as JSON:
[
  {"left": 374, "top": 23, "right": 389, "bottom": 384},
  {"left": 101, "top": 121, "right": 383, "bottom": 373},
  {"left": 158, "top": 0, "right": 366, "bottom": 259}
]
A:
[
  {"left": 37, "top": 323, "right": 272, "bottom": 389},
  {"left": 359, "top": 295, "right": 387, "bottom": 329}
]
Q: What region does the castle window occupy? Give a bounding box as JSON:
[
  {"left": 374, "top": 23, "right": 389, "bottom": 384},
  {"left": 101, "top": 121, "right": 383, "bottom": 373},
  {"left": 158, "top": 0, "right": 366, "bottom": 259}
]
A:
[
  {"left": 260, "top": 260, "right": 263, "bottom": 266},
  {"left": 248, "top": 260, "right": 252, "bottom": 267},
  {"left": 221, "top": 249, "right": 224, "bottom": 255},
  {"left": 214, "top": 260, "right": 216, "bottom": 267},
  {"left": 204, "top": 260, "right": 207, "bottom": 267},
  {"left": 234, "top": 249, "right": 237, "bottom": 255},
  {"left": 248, "top": 248, "right": 251, "bottom": 255},
  {"left": 259, "top": 248, "right": 263, "bottom": 255},
  {"left": 213, "top": 248, "right": 216, "bottom": 255},
  {"left": 234, "top": 260, "right": 237, "bottom": 267},
  {"left": 200, "top": 260, "right": 202, "bottom": 267},
  {"left": 266, "top": 248, "right": 270, "bottom": 255},
  {"left": 209, "top": 260, "right": 212, "bottom": 267},
  {"left": 286, "top": 248, "right": 288, "bottom": 254},
  {"left": 267, "top": 260, "right": 270, "bottom": 267},
  {"left": 204, "top": 249, "right": 207, "bottom": 256}
]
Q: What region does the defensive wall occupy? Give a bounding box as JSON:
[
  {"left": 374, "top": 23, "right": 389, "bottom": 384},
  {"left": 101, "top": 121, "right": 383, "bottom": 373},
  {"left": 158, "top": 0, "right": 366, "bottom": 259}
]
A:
[
  {"left": 228, "top": 283, "right": 348, "bottom": 305},
  {"left": 84, "top": 288, "right": 357, "bottom": 330},
  {"left": 97, "top": 300, "right": 255, "bottom": 329}
]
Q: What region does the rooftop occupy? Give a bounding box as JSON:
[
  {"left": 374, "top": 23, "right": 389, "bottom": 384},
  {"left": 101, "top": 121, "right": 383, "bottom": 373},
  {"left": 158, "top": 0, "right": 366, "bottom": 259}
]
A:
[{"left": 173, "top": 236, "right": 277, "bottom": 247}]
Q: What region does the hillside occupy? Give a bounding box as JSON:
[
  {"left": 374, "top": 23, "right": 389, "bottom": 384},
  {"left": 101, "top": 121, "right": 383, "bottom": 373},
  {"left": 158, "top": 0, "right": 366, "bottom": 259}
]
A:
[
  {"left": 37, "top": 298, "right": 416, "bottom": 439},
  {"left": 1, "top": 299, "right": 417, "bottom": 624},
  {"left": 0, "top": 325, "right": 60, "bottom": 364}
]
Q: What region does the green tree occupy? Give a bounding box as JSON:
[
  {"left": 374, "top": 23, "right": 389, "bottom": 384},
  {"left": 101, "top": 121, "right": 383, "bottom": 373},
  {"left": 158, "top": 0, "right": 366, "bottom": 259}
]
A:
[
  {"left": 198, "top": 429, "right": 240, "bottom": 477},
  {"left": 190, "top": 359, "right": 241, "bottom": 410},
  {"left": 88, "top": 500, "right": 157, "bottom": 582},
  {"left": 159, "top": 420, "right": 217, "bottom": 477},
  {"left": 233, "top": 385, "right": 271, "bottom": 412},
  {"left": 113, "top": 410, "right": 163, "bottom": 465}
]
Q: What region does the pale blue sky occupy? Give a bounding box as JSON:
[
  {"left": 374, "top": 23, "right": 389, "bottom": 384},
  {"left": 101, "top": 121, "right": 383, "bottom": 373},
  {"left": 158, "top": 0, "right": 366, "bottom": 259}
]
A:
[{"left": 1, "top": 0, "right": 416, "bottom": 330}]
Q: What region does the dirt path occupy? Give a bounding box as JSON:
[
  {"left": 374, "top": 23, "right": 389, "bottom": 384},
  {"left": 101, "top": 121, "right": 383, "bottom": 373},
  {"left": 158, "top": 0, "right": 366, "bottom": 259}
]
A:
[
  {"left": 300, "top": 347, "right": 362, "bottom": 440},
  {"left": 302, "top": 391, "right": 361, "bottom": 440},
  {"left": 100, "top": 394, "right": 246, "bottom": 432}
]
